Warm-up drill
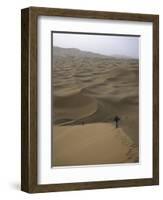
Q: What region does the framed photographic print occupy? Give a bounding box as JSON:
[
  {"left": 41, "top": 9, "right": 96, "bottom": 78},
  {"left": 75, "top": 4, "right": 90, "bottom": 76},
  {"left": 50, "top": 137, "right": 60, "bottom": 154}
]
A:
[{"left": 21, "top": 7, "right": 159, "bottom": 193}]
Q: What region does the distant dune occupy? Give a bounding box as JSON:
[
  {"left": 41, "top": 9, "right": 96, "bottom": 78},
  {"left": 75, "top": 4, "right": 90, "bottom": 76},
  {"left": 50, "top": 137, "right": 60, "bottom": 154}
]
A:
[
  {"left": 52, "top": 46, "right": 139, "bottom": 166},
  {"left": 54, "top": 91, "right": 97, "bottom": 121}
]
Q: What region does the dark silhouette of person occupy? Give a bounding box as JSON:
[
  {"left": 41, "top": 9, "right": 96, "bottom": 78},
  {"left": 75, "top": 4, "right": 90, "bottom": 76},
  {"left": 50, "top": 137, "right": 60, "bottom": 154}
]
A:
[
  {"left": 82, "top": 121, "right": 85, "bottom": 125},
  {"left": 114, "top": 116, "right": 120, "bottom": 128}
]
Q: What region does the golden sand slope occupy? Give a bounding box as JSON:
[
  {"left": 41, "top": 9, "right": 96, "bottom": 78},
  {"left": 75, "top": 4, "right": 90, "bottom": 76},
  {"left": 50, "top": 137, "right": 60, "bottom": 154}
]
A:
[{"left": 52, "top": 123, "right": 138, "bottom": 166}]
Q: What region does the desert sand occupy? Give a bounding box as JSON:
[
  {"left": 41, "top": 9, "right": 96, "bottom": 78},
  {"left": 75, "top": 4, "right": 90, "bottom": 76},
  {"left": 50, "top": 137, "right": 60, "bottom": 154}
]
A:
[
  {"left": 52, "top": 46, "right": 139, "bottom": 166},
  {"left": 52, "top": 123, "right": 138, "bottom": 166}
]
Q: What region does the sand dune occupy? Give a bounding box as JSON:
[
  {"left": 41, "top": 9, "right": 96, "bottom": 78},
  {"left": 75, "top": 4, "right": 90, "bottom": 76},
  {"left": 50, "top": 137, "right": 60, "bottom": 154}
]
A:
[
  {"left": 52, "top": 47, "right": 139, "bottom": 166},
  {"left": 52, "top": 123, "right": 138, "bottom": 166},
  {"left": 54, "top": 91, "right": 97, "bottom": 121}
]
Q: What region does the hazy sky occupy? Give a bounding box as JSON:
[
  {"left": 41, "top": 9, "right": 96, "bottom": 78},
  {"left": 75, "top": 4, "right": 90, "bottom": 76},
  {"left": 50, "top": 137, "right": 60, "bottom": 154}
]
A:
[{"left": 52, "top": 32, "right": 139, "bottom": 59}]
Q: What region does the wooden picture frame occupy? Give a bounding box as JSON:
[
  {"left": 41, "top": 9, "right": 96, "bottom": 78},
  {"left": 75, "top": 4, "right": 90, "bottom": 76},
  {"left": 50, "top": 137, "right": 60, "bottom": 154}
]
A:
[{"left": 21, "top": 7, "right": 159, "bottom": 193}]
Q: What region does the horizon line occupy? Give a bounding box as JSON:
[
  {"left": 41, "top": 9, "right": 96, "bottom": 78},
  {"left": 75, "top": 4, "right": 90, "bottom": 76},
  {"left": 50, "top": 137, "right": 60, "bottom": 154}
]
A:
[{"left": 53, "top": 45, "right": 139, "bottom": 59}]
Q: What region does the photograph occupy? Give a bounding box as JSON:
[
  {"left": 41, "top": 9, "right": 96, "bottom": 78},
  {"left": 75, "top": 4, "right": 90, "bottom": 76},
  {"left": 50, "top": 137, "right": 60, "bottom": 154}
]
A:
[{"left": 52, "top": 32, "right": 139, "bottom": 167}]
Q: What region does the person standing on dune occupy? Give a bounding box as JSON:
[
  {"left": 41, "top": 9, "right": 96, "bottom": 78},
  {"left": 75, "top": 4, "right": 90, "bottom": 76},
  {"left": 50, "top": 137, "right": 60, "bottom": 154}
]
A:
[{"left": 114, "top": 116, "right": 120, "bottom": 128}]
